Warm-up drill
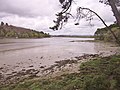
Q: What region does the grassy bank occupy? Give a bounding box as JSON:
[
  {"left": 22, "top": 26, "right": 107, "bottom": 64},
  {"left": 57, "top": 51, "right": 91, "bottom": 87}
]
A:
[{"left": 1, "top": 55, "right": 120, "bottom": 90}]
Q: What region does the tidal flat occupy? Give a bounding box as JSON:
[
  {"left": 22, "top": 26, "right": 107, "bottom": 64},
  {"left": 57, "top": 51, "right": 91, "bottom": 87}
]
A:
[{"left": 0, "top": 37, "right": 120, "bottom": 87}]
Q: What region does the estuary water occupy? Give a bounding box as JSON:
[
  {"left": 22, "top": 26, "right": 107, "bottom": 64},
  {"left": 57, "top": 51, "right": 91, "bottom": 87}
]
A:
[{"left": 0, "top": 37, "right": 119, "bottom": 72}]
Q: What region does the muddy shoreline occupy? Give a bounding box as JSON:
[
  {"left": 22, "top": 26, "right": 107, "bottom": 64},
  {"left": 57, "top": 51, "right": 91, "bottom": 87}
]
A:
[
  {"left": 0, "top": 38, "right": 120, "bottom": 87},
  {"left": 0, "top": 53, "right": 120, "bottom": 87},
  {"left": 1, "top": 52, "right": 119, "bottom": 87},
  {"left": 0, "top": 54, "right": 100, "bottom": 87}
]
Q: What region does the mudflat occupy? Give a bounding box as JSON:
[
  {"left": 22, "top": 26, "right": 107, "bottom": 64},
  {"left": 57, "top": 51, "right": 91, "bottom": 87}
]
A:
[{"left": 0, "top": 37, "right": 120, "bottom": 86}]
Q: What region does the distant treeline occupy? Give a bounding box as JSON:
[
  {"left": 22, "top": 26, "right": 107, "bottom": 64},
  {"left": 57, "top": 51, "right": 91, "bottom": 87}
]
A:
[
  {"left": 0, "top": 22, "right": 50, "bottom": 38},
  {"left": 94, "top": 24, "right": 120, "bottom": 42},
  {"left": 52, "top": 35, "right": 95, "bottom": 38}
]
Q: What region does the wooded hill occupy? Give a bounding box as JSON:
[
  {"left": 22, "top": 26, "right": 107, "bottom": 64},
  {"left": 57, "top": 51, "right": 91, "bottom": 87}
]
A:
[
  {"left": 0, "top": 22, "right": 50, "bottom": 38},
  {"left": 94, "top": 24, "right": 120, "bottom": 42}
]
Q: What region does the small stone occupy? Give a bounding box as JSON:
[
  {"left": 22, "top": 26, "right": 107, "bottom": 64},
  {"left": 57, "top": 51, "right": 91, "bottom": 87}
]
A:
[
  {"left": 29, "top": 65, "right": 34, "bottom": 67},
  {"left": 22, "top": 69, "right": 26, "bottom": 71},
  {"left": 40, "top": 56, "right": 43, "bottom": 59},
  {"left": 0, "top": 67, "right": 3, "bottom": 70},
  {"left": 40, "top": 66, "right": 45, "bottom": 68}
]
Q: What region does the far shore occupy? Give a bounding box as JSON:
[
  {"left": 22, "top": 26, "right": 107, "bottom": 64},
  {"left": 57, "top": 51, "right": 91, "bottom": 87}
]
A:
[{"left": 51, "top": 35, "right": 95, "bottom": 38}]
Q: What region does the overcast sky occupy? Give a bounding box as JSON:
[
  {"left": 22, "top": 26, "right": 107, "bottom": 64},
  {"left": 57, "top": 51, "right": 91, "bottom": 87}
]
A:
[{"left": 0, "top": 0, "right": 116, "bottom": 35}]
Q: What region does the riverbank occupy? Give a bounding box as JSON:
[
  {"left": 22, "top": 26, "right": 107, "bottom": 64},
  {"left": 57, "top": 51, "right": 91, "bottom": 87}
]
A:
[
  {"left": 0, "top": 22, "right": 50, "bottom": 38},
  {"left": 0, "top": 54, "right": 99, "bottom": 87},
  {"left": 1, "top": 54, "right": 120, "bottom": 90},
  {"left": 0, "top": 37, "right": 120, "bottom": 90},
  {"left": 94, "top": 24, "right": 120, "bottom": 44}
]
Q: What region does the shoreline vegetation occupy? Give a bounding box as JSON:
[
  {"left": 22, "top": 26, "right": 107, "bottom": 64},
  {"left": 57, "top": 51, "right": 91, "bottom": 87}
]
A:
[
  {"left": 0, "top": 22, "right": 50, "bottom": 39},
  {"left": 94, "top": 24, "right": 120, "bottom": 43},
  {"left": 52, "top": 35, "right": 95, "bottom": 38},
  {"left": 0, "top": 54, "right": 120, "bottom": 90}
]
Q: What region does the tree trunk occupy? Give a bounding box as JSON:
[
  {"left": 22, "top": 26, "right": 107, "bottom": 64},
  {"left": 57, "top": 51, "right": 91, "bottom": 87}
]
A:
[
  {"left": 79, "top": 7, "right": 120, "bottom": 45},
  {"left": 108, "top": 0, "right": 120, "bottom": 27}
]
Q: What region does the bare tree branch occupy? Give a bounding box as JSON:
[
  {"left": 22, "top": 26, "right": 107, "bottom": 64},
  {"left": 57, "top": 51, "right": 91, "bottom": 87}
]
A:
[
  {"left": 50, "top": 0, "right": 120, "bottom": 45},
  {"left": 77, "top": 7, "right": 120, "bottom": 45}
]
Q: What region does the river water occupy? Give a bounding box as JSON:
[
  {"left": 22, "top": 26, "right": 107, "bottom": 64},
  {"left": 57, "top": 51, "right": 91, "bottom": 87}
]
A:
[{"left": 0, "top": 37, "right": 120, "bottom": 74}]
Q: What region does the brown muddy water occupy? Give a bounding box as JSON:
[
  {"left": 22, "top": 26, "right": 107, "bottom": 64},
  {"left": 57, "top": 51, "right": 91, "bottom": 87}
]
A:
[{"left": 0, "top": 37, "right": 120, "bottom": 77}]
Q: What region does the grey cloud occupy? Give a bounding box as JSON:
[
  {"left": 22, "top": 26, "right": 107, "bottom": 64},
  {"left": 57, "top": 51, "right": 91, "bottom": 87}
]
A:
[
  {"left": 0, "top": 12, "right": 13, "bottom": 18},
  {"left": 0, "top": 0, "right": 116, "bottom": 35},
  {"left": 0, "top": 0, "right": 59, "bottom": 17}
]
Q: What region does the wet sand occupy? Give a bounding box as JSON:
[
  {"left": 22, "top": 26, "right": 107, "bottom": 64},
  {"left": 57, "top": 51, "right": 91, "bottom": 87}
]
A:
[{"left": 0, "top": 37, "right": 120, "bottom": 86}]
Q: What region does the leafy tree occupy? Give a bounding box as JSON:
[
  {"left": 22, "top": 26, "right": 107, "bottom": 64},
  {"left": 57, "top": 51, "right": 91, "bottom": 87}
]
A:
[
  {"left": 50, "top": 0, "right": 120, "bottom": 45},
  {"left": 21, "top": 32, "right": 29, "bottom": 38},
  {"left": 0, "top": 29, "right": 5, "bottom": 37},
  {"left": 1, "top": 22, "right": 4, "bottom": 26},
  {"left": 0, "top": 24, "right": 50, "bottom": 38},
  {"left": 5, "top": 31, "right": 16, "bottom": 37},
  {"left": 5, "top": 23, "right": 9, "bottom": 26},
  {"left": 50, "top": 0, "right": 120, "bottom": 30}
]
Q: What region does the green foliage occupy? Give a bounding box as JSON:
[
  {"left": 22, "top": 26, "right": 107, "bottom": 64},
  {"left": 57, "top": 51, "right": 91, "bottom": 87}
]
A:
[
  {"left": 79, "top": 55, "right": 120, "bottom": 90},
  {"left": 0, "top": 29, "right": 5, "bottom": 37},
  {"left": 94, "top": 24, "right": 120, "bottom": 42},
  {"left": 1, "top": 55, "right": 120, "bottom": 90},
  {"left": 0, "top": 26, "right": 50, "bottom": 38}
]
